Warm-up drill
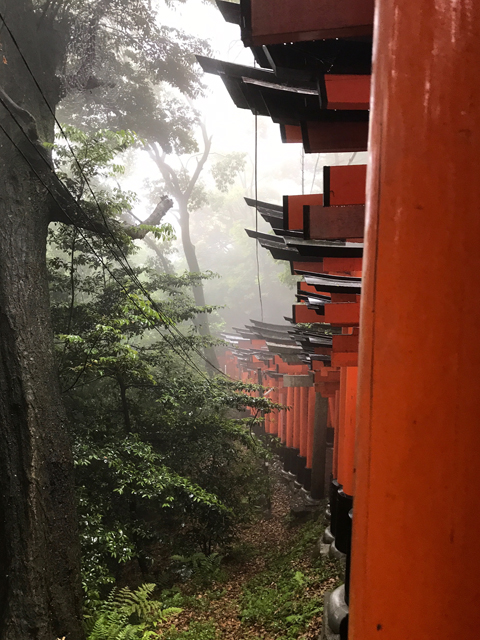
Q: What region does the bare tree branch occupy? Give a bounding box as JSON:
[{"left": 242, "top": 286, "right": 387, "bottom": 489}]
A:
[
  {"left": 125, "top": 196, "right": 173, "bottom": 238},
  {"left": 148, "top": 142, "right": 181, "bottom": 195},
  {"left": 50, "top": 186, "right": 173, "bottom": 239},
  {"left": 120, "top": 209, "right": 174, "bottom": 274},
  {"left": 0, "top": 88, "right": 174, "bottom": 238},
  {"left": 185, "top": 120, "right": 211, "bottom": 201}
]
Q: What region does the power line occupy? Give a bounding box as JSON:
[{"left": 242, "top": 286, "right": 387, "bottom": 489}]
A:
[
  {"left": 0, "top": 8, "right": 229, "bottom": 379},
  {"left": 0, "top": 106, "right": 214, "bottom": 387},
  {"left": 310, "top": 155, "right": 320, "bottom": 193},
  {"left": 254, "top": 106, "right": 264, "bottom": 322},
  {"left": 252, "top": 58, "right": 264, "bottom": 323}
]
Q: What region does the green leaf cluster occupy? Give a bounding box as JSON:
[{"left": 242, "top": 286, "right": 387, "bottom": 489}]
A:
[
  {"left": 239, "top": 520, "right": 341, "bottom": 639},
  {"left": 161, "top": 620, "right": 219, "bottom": 640},
  {"left": 48, "top": 127, "right": 276, "bottom": 594},
  {"left": 85, "top": 583, "right": 181, "bottom": 640}
]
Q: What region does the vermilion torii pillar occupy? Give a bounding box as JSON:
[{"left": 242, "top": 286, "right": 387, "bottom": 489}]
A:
[{"left": 350, "top": 0, "right": 480, "bottom": 637}]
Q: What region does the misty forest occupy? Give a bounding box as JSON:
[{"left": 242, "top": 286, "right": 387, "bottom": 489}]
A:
[{"left": 0, "top": 1, "right": 346, "bottom": 639}]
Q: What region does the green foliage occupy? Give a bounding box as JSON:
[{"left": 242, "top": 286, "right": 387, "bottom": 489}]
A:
[
  {"left": 170, "top": 552, "right": 226, "bottom": 586},
  {"left": 240, "top": 571, "right": 323, "bottom": 638},
  {"left": 49, "top": 222, "right": 272, "bottom": 588},
  {"left": 150, "top": 515, "right": 341, "bottom": 640},
  {"left": 52, "top": 0, "right": 210, "bottom": 152},
  {"left": 239, "top": 519, "right": 340, "bottom": 639},
  {"left": 134, "top": 224, "right": 176, "bottom": 243},
  {"left": 52, "top": 125, "right": 175, "bottom": 253},
  {"left": 211, "top": 152, "right": 247, "bottom": 193},
  {"left": 85, "top": 583, "right": 181, "bottom": 640},
  {"left": 161, "top": 620, "right": 218, "bottom": 640},
  {"left": 48, "top": 125, "right": 277, "bottom": 593}
]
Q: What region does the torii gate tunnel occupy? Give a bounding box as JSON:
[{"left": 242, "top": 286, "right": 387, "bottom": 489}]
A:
[{"left": 213, "top": 0, "right": 480, "bottom": 637}]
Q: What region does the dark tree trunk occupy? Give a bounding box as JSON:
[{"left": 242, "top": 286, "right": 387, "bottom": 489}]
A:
[
  {"left": 0, "top": 4, "right": 84, "bottom": 639},
  {"left": 178, "top": 200, "right": 220, "bottom": 373},
  {"left": 0, "top": 136, "right": 84, "bottom": 640},
  {"left": 148, "top": 137, "right": 220, "bottom": 374},
  {"left": 118, "top": 377, "right": 132, "bottom": 433}
]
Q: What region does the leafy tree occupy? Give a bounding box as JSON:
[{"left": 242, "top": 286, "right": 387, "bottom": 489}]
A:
[
  {"left": 47, "top": 125, "right": 274, "bottom": 597},
  {"left": 49, "top": 222, "right": 273, "bottom": 593},
  {"left": 56, "top": 3, "right": 245, "bottom": 371},
  {"left": 0, "top": 2, "right": 207, "bottom": 637}
]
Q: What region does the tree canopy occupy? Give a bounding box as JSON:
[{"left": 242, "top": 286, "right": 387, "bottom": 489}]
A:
[{"left": 0, "top": 2, "right": 211, "bottom": 638}]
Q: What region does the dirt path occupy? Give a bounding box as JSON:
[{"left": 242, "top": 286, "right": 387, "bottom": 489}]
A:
[{"left": 161, "top": 476, "right": 339, "bottom": 640}]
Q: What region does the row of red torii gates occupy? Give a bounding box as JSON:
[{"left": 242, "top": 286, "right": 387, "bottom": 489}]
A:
[{"left": 204, "top": 0, "right": 480, "bottom": 639}]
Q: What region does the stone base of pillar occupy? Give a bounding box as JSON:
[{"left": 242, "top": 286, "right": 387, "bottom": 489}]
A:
[
  {"left": 280, "top": 469, "right": 297, "bottom": 483},
  {"left": 295, "top": 455, "right": 307, "bottom": 484},
  {"left": 318, "top": 540, "right": 331, "bottom": 558},
  {"left": 321, "top": 586, "right": 348, "bottom": 640},
  {"left": 303, "top": 467, "right": 312, "bottom": 491},
  {"left": 323, "top": 526, "right": 335, "bottom": 544},
  {"left": 329, "top": 539, "right": 346, "bottom": 561},
  {"left": 301, "top": 487, "right": 322, "bottom": 506},
  {"left": 284, "top": 447, "right": 300, "bottom": 473}
]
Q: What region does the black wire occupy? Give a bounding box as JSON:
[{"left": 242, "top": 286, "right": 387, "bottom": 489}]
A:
[
  {"left": 310, "top": 155, "right": 320, "bottom": 193},
  {"left": 0, "top": 7, "right": 230, "bottom": 379},
  {"left": 254, "top": 106, "right": 264, "bottom": 322},
  {"left": 0, "top": 112, "right": 212, "bottom": 386}
]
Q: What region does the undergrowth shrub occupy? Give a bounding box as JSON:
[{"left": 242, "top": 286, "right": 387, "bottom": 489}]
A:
[
  {"left": 161, "top": 620, "right": 218, "bottom": 640},
  {"left": 240, "top": 569, "right": 323, "bottom": 639},
  {"left": 239, "top": 518, "right": 340, "bottom": 639},
  {"left": 170, "top": 552, "right": 227, "bottom": 586},
  {"left": 160, "top": 585, "right": 227, "bottom": 613},
  {"left": 85, "top": 583, "right": 181, "bottom": 640}
]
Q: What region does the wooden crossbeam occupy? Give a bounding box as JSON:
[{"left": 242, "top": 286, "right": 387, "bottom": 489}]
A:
[
  {"left": 242, "top": 0, "right": 374, "bottom": 46},
  {"left": 304, "top": 203, "right": 365, "bottom": 240}
]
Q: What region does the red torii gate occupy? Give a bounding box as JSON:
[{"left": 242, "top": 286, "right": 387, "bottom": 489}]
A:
[{"left": 214, "top": 1, "right": 480, "bottom": 637}]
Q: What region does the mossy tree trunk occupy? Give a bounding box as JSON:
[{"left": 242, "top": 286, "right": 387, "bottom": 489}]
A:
[{"left": 0, "top": 5, "right": 85, "bottom": 638}]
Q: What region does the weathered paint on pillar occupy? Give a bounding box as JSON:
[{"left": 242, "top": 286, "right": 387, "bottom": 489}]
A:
[
  {"left": 310, "top": 392, "right": 329, "bottom": 500},
  {"left": 340, "top": 366, "right": 358, "bottom": 497},
  {"left": 286, "top": 386, "right": 294, "bottom": 448},
  {"left": 306, "top": 386, "right": 316, "bottom": 468},
  {"left": 293, "top": 386, "right": 301, "bottom": 450},
  {"left": 350, "top": 0, "right": 480, "bottom": 637},
  {"left": 299, "top": 386, "right": 309, "bottom": 458}
]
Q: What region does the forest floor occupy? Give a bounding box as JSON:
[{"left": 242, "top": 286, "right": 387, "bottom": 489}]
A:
[{"left": 156, "top": 473, "right": 342, "bottom": 640}]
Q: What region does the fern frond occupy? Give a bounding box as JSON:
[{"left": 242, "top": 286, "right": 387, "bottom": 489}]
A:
[{"left": 86, "top": 583, "right": 182, "bottom": 640}]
